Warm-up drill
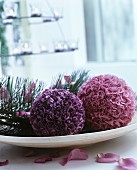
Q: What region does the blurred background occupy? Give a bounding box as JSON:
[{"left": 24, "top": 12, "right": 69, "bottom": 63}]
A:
[{"left": 0, "top": 0, "right": 137, "bottom": 92}]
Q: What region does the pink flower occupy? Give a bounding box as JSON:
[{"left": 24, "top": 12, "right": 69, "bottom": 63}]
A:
[
  {"left": 78, "top": 74, "right": 136, "bottom": 131},
  {"left": 96, "top": 153, "right": 120, "bottom": 163},
  {"left": 118, "top": 158, "right": 137, "bottom": 170},
  {"left": 59, "top": 148, "right": 88, "bottom": 166}
]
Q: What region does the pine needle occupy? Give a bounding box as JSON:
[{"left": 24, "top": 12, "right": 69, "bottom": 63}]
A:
[
  {"left": 0, "top": 76, "right": 45, "bottom": 136},
  {"left": 50, "top": 70, "right": 89, "bottom": 94}
]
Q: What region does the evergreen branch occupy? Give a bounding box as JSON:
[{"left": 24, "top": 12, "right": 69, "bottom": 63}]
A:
[
  {"left": 0, "top": 76, "right": 45, "bottom": 136},
  {"left": 0, "top": 70, "right": 89, "bottom": 136},
  {"left": 50, "top": 70, "right": 89, "bottom": 94}
]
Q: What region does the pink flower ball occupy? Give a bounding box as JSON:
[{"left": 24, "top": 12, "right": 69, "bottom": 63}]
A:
[{"left": 78, "top": 74, "right": 136, "bottom": 131}]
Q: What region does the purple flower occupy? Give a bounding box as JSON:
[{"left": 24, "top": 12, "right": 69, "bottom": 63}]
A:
[{"left": 30, "top": 89, "right": 85, "bottom": 136}]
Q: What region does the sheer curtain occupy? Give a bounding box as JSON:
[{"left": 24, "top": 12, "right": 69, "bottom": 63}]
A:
[
  {"left": 84, "top": 0, "right": 137, "bottom": 62},
  {"left": 84, "top": 0, "right": 137, "bottom": 93}
]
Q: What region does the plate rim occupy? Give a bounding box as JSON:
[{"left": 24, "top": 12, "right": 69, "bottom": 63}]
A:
[{"left": 0, "top": 121, "right": 137, "bottom": 148}]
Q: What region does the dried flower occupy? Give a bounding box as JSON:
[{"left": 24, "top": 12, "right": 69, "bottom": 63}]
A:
[
  {"left": 30, "top": 89, "right": 85, "bottom": 136},
  {"left": 78, "top": 74, "right": 136, "bottom": 131}
]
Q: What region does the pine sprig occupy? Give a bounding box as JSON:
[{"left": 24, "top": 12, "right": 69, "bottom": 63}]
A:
[
  {"left": 0, "top": 76, "right": 45, "bottom": 136},
  {"left": 0, "top": 70, "right": 89, "bottom": 137},
  {"left": 50, "top": 70, "right": 89, "bottom": 94}
]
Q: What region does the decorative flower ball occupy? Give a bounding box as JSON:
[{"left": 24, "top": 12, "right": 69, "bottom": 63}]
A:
[
  {"left": 30, "top": 89, "right": 85, "bottom": 136},
  {"left": 78, "top": 74, "right": 136, "bottom": 131}
]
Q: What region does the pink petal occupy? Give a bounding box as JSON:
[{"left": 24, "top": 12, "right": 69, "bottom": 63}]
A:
[
  {"left": 118, "top": 158, "right": 137, "bottom": 170},
  {"left": 25, "top": 82, "right": 36, "bottom": 95},
  {"left": 0, "top": 87, "right": 10, "bottom": 101},
  {"left": 49, "top": 152, "right": 60, "bottom": 158},
  {"left": 58, "top": 80, "right": 62, "bottom": 87},
  {"left": 64, "top": 76, "right": 71, "bottom": 84},
  {"left": 0, "top": 160, "right": 9, "bottom": 166},
  {"left": 59, "top": 148, "right": 88, "bottom": 166},
  {"left": 60, "top": 158, "right": 68, "bottom": 166},
  {"left": 24, "top": 149, "right": 35, "bottom": 157},
  {"left": 16, "top": 111, "right": 30, "bottom": 118},
  {"left": 96, "top": 153, "right": 120, "bottom": 163},
  {"left": 34, "top": 156, "right": 52, "bottom": 163},
  {"left": 24, "top": 82, "right": 36, "bottom": 102}
]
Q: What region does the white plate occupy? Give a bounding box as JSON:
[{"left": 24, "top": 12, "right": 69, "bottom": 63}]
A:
[{"left": 0, "top": 117, "right": 137, "bottom": 148}]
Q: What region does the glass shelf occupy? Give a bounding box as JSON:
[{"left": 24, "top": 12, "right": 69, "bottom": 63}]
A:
[
  {"left": 0, "top": 48, "right": 78, "bottom": 58},
  {"left": 0, "top": 15, "right": 63, "bottom": 25}
]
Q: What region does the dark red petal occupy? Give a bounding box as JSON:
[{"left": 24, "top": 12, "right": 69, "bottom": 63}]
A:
[
  {"left": 0, "top": 160, "right": 9, "bottom": 166},
  {"left": 59, "top": 148, "right": 88, "bottom": 166},
  {"left": 118, "top": 158, "right": 137, "bottom": 170},
  {"left": 60, "top": 158, "right": 68, "bottom": 166},
  {"left": 34, "top": 156, "right": 52, "bottom": 163}
]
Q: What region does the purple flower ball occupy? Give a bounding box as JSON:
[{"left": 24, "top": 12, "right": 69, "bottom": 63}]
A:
[
  {"left": 78, "top": 74, "right": 136, "bottom": 131},
  {"left": 30, "top": 89, "right": 85, "bottom": 136}
]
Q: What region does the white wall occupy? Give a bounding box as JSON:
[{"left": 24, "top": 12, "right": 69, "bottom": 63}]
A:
[
  {"left": 1, "top": 0, "right": 137, "bottom": 94},
  {"left": 84, "top": 62, "right": 137, "bottom": 93},
  {"left": 25, "top": 0, "right": 87, "bottom": 81},
  {"left": 4, "top": 0, "right": 87, "bottom": 82}
]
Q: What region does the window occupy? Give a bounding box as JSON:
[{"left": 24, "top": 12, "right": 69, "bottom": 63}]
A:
[{"left": 84, "top": 0, "right": 137, "bottom": 62}]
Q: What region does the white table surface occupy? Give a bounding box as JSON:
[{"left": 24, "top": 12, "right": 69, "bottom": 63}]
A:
[{"left": 0, "top": 130, "right": 137, "bottom": 170}]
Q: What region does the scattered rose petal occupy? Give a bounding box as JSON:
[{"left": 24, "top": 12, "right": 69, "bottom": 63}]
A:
[
  {"left": 118, "top": 158, "right": 137, "bottom": 170},
  {"left": 49, "top": 152, "right": 60, "bottom": 158},
  {"left": 60, "top": 157, "right": 68, "bottom": 166},
  {"left": 59, "top": 148, "right": 88, "bottom": 166},
  {"left": 96, "top": 153, "right": 120, "bottom": 163},
  {"left": 34, "top": 156, "right": 52, "bottom": 163},
  {"left": 0, "top": 160, "right": 9, "bottom": 166},
  {"left": 24, "top": 149, "right": 35, "bottom": 157}
]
